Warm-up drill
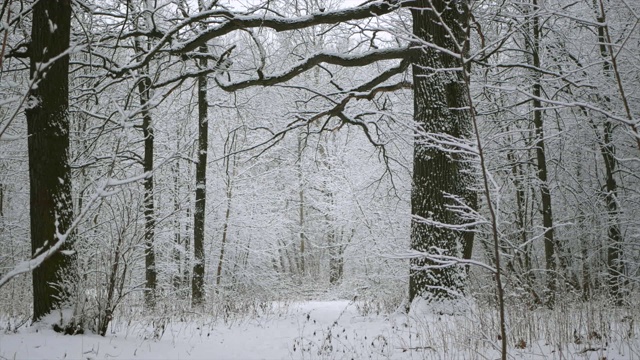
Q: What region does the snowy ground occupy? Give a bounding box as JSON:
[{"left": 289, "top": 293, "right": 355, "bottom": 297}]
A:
[{"left": 1, "top": 300, "right": 638, "bottom": 359}]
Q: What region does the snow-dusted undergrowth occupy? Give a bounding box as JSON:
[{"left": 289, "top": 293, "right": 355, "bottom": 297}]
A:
[{"left": 1, "top": 299, "right": 638, "bottom": 359}]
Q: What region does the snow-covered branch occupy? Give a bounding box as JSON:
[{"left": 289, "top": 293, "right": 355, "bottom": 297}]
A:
[
  {"left": 215, "top": 47, "right": 411, "bottom": 92},
  {"left": 171, "top": 1, "right": 408, "bottom": 54}
]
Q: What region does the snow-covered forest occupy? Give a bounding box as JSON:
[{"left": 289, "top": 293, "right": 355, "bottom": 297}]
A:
[{"left": 1, "top": 0, "right": 639, "bottom": 358}]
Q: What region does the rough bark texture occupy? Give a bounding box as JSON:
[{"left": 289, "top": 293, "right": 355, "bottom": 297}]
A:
[
  {"left": 192, "top": 44, "right": 208, "bottom": 307},
  {"left": 409, "top": 0, "right": 475, "bottom": 303},
  {"left": 26, "top": 0, "right": 75, "bottom": 321}
]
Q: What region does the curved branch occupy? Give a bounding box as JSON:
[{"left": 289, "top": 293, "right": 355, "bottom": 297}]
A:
[
  {"left": 216, "top": 47, "right": 411, "bottom": 91},
  {"left": 171, "top": 1, "right": 408, "bottom": 54},
  {"left": 350, "top": 57, "right": 411, "bottom": 92}
]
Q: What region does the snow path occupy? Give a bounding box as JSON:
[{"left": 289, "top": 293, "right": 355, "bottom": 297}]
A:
[
  {"left": 1, "top": 300, "right": 636, "bottom": 359},
  {"left": 0, "top": 301, "right": 400, "bottom": 360}
]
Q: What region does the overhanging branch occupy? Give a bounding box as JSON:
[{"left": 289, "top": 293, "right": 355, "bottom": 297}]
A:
[
  {"left": 216, "top": 47, "right": 411, "bottom": 91},
  {"left": 170, "top": 1, "right": 408, "bottom": 54}
]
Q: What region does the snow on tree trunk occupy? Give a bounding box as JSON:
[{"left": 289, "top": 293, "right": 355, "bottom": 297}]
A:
[
  {"left": 409, "top": 0, "right": 476, "bottom": 304},
  {"left": 192, "top": 43, "right": 209, "bottom": 308},
  {"left": 26, "top": 0, "right": 75, "bottom": 321}
]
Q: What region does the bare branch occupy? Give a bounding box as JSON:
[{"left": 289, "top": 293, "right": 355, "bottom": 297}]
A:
[{"left": 216, "top": 47, "right": 411, "bottom": 91}]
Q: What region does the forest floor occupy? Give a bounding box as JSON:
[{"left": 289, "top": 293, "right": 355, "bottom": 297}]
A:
[{"left": 1, "top": 299, "right": 638, "bottom": 359}]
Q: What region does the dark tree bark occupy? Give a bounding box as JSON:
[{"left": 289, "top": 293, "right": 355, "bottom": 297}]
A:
[
  {"left": 138, "top": 74, "right": 157, "bottom": 310},
  {"left": 192, "top": 44, "right": 208, "bottom": 307},
  {"left": 601, "top": 120, "right": 624, "bottom": 304},
  {"left": 409, "top": 0, "right": 476, "bottom": 303},
  {"left": 25, "top": 0, "right": 75, "bottom": 321},
  {"left": 527, "top": 0, "right": 557, "bottom": 306},
  {"left": 594, "top": 7, "right": 624, "bottom": 304},
  {"left": 128, "top": 1, "right": 157, "bottom": 310}
]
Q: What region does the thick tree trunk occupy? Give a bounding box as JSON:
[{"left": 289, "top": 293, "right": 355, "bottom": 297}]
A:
[
  {"left": 26, "top": 0, "right": 75, "bottom": 321},
  {"left": 192, "top": 44, "right": 208, "bottom": 307},
  {"left": 409, "top": 0, "right": 475, "bottom": 303}
]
